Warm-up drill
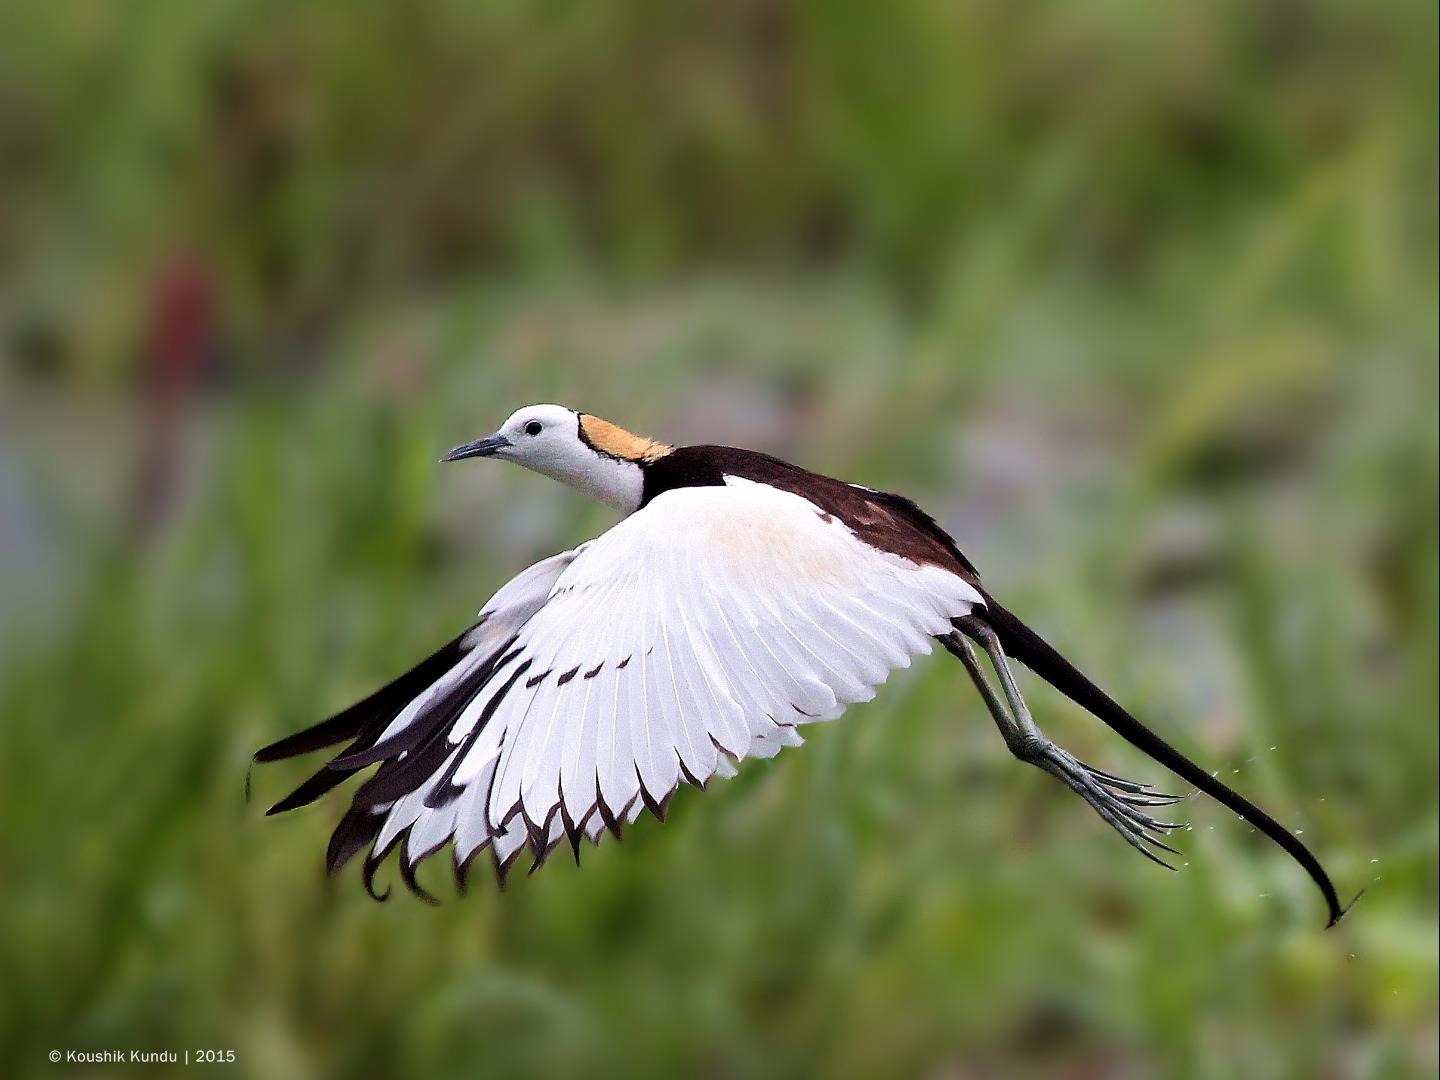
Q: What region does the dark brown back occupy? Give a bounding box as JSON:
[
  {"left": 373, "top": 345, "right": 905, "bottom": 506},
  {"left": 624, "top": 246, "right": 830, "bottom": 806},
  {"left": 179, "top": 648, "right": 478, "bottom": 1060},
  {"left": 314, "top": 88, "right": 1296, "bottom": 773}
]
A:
[{"left": 641, "top": 445, "right": 983, "bottom": 587}]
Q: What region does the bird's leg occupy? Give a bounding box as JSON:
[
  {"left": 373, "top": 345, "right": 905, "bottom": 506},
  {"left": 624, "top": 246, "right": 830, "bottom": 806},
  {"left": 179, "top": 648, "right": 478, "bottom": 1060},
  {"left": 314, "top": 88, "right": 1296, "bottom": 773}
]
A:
[
  {"left": 942, "top": 631, "right": 1026, "bottom": 752},
  {"left": 948, "top": 617, "right": 1188, "bottom": 870}
]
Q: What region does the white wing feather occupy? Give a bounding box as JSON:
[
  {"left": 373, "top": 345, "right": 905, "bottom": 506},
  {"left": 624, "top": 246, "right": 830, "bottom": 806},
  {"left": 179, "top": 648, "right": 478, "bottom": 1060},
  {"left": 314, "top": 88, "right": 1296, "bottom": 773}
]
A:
[{"left": 362, "top": 476, "right": 981, "bottom": 882}]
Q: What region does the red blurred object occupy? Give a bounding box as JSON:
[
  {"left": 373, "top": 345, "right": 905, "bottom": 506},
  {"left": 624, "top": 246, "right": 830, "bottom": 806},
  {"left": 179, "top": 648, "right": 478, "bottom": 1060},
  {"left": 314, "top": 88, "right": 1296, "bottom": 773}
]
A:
[{"left": 134, "top": 254, "right": 215, "bottom": 534}]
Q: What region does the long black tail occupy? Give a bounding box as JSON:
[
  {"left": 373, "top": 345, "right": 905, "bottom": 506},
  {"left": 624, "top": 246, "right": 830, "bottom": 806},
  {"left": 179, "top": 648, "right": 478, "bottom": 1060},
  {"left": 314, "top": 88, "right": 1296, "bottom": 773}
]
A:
[{"left": 975, "top": 596, "right": 1356, "bottom": 927}]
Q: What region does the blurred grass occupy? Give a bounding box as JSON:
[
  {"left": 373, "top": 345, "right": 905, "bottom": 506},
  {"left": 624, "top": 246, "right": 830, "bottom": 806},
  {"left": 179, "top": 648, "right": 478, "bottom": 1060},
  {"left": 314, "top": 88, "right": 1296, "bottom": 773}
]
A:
[{"left": 1, "top": 2, "right": 1436, "bottom": 1078}]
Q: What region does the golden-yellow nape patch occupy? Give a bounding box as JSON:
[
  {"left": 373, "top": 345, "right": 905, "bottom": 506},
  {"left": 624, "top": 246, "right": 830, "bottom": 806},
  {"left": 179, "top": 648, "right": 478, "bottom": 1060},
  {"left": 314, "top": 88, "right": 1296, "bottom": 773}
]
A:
[{"left": 578, "top": 414, "right": 673, "bottom": 464}]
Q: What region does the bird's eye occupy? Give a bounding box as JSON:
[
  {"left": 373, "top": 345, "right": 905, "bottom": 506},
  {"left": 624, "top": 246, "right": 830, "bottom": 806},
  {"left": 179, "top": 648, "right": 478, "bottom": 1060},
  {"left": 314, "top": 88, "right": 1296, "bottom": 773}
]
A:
[{"left": 524, "top": 420, "right": 543, "bottom": 437}]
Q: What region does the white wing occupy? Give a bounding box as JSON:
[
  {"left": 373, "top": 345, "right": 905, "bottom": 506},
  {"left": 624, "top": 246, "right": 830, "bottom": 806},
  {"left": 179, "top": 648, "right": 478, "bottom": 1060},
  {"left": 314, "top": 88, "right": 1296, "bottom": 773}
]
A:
[{"left": 263, "top": 477, "right": 981, "bottom": 892}]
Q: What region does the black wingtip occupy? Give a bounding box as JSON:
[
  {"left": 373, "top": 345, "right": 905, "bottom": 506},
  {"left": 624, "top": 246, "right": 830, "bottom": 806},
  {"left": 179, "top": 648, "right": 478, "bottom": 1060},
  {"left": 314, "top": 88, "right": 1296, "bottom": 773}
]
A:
[
  {"left": 1326, "top": 889, "right": 1365, "bottom": 929},
  {"left": 454, "top": 851, "right": 474, "bottom": 895},
  {"left": 252, "top": 624, "right": 477, "bottom": 765},
  {"left": 598, "top": 791, "right": 624, "bottom": 842},
  {"left": 363, "top": 860, "right": 393, "bottom": 903},
  {"left": 266, "top": 762, "right": 355, "bottom": 815},
  {"left": 399, "top": 856, "right": 441, "bottom": 905},
  {"left": 495, "top": 850, "right": 520, "bottom": 890},
  {"left": 559, "top": 798, "right": 582, "bottom": 866},
  {"left": 252, "top": 743, "right": 290, "bottom": 765},
  {"left": 254, "top": 720, "right": 359, "bottom": 764}
]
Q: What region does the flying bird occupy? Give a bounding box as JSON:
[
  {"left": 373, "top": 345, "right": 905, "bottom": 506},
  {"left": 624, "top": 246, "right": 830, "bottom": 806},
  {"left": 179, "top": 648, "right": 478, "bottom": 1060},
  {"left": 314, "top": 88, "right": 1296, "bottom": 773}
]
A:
[{"left": 255, "top": 404, "right": 1355, "bottom": 925}]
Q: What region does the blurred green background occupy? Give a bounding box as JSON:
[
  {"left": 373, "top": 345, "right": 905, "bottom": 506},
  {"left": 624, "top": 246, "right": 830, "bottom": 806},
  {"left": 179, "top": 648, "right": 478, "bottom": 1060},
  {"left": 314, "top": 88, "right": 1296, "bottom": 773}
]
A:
[{"left": 1, "top": 2, "right": 1436, "bottom": 1077}]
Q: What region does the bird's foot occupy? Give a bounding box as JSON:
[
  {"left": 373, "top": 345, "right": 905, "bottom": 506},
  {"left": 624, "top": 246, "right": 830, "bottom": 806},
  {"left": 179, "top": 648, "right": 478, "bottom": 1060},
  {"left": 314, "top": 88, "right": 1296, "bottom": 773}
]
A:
[{"left": 1025, "top": 741, "right": 1190, "bottom": 869}]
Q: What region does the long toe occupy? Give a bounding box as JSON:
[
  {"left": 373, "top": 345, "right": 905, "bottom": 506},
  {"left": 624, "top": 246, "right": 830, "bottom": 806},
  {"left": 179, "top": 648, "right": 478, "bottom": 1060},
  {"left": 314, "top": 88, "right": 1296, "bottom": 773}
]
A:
[
  {"left": 1115, "top": 791, "right": 1188, "bottom": 808},
  {"left": 1074, "top": 756, "right": 1188, "bottom": 802},
  {"left": 1037, "top": 748, "right": 1188, "bottom": 870}
]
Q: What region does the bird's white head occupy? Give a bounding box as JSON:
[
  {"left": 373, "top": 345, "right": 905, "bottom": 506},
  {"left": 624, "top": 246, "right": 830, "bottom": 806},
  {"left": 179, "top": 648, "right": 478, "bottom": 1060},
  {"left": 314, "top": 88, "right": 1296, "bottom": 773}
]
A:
[{"left": 444, "top": 404, "right": 672, "bottom": 514}]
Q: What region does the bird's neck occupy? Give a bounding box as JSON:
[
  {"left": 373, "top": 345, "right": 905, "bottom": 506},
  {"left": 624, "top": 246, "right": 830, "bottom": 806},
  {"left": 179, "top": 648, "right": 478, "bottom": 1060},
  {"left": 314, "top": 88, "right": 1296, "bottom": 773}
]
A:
[
  {"left": 566, "top": 415, "right": 674, "bottom": 513},
  {"left": 547, "top": 454, "right": 646, "bottom": 514}
]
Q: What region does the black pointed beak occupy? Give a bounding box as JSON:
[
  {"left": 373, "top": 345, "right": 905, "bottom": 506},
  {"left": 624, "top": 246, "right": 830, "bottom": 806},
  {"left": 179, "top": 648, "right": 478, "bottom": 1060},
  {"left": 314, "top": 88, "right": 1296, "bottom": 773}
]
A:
[{"left": 442, "top": 434, "right": 511, "bottom": 462}]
